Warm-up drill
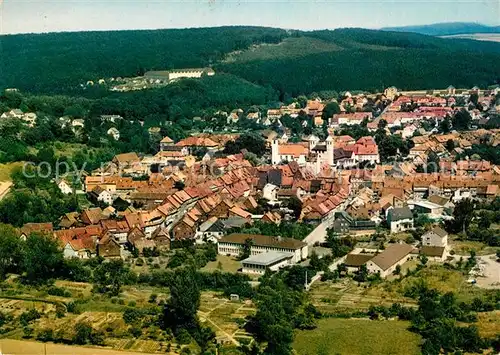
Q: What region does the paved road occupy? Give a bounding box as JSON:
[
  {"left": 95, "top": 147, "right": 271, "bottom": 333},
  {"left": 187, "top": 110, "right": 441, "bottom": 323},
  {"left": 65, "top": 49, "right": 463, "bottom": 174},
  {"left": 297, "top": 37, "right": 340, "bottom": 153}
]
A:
[
  {"left": 475, "top": 255, "right": 500, "bottom": 289},
  {"left": 303, "top": 219, "right": 331, "bottom": 246}
]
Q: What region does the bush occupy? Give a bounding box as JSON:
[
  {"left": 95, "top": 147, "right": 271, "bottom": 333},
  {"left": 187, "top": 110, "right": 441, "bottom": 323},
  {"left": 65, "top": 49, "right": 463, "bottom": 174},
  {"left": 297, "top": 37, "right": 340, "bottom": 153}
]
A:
[
  {"left": 149, "top": 294, "right": 158, "bottom": 303},
  {"left": 123, "top": 308, "right": 144, "bottom": 325},
  {"left": 130, "top": 326, "right": 142, "bottom": 338},
  {"left": 66, "top": 301, "right": 81, "bottom": 314},
  {"left": 55, "top": 304, "right": 65, "bottom": 318},
  {"left": 36, "top": 328, "right": 54, "bottom": 342},
  {"left": 128, "top": 300, "right": 137, "bottom": 307},
  {"left": 47, "top": 286, "right": 71, "bottom": 297},
  {"left": 176, "top": 328, "right": 192, "bottom": 344},
  {"left": 19, "top": 309, "right": 41, "bottom": 326}
]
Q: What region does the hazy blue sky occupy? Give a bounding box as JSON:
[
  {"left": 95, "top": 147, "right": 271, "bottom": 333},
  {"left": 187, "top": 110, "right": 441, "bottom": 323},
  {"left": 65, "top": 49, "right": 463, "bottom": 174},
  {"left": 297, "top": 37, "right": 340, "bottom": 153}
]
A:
[{"left": 1, "top": 0, "right": 499, "bottom": 34}]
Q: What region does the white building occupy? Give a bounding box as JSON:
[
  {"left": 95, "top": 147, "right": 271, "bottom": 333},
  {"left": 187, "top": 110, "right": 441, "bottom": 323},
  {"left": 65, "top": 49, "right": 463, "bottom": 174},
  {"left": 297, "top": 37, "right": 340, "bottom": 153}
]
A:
[
  {"left": 421, "top": 226, "right": 448, "bottom": 247},
  {"left": 241, "top": 251, "right": 294, "bottom": 275},
  {"left": 218, "top": 233, "right": 308, "bottom": 264},
  {"left": 145, "top": 68, "right": 215, "bottom": 82},
  {"left": 107, "top": 127, "right": 120, "bottom": 141},
  {"left": 89, "top": 186, "right": 113, "bottom": 205},
  {"left": 262, "top": 183, "right": 279, "bottom": 202},
  {"left": 386, "top": 207, "right": 414, "bottom": 233},
  {"left": 194, "top": 217, "right": 225, "bottom": 244},
  {"left": 271, "top": 135, "right": 334, "bottom": 166},
  {"left": 57, "top": 179, "right": 73, "bottom": 195}
]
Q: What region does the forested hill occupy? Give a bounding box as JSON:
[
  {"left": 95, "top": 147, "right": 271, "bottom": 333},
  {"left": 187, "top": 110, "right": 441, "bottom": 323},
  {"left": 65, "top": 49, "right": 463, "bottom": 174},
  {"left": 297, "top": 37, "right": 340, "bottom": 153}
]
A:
[
  {"left": 1, "top": 26, "right": 500, "bottom": 95},
  {"left": 0, "top": 26, "right": 287, "bottom": 93}
]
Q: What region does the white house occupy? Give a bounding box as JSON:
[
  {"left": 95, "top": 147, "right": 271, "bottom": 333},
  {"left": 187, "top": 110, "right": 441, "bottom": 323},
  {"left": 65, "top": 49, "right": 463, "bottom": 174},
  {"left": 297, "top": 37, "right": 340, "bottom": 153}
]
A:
[
  {"left": 107, "top": 127, "right": 120, "bottom": 141},
  {"left": 89, "top": 186, "right": 113, "bottom": 205},
  {"left": 263, "top": 183, "right": 279, "bottom": 202},
  {"left": 218, "top": 233, "right": 308, "bottom": 264},
  {"left": 386, "top": 207, "right": 414, "bottom": 233},
  {"left": 421, "top": 226, "right": 448, "bottom": 247},
  {"left": 194, "top": 217, "right": 225, "bottom": 244},
  {"left": 366, "top": 243, "right": 414, "bottom": 278},
  {"left": 271, "top": 135, "right": 334, "bottom": 166},
  {"left": 57, "top": 179, "right": 73, "bottom": 195}
]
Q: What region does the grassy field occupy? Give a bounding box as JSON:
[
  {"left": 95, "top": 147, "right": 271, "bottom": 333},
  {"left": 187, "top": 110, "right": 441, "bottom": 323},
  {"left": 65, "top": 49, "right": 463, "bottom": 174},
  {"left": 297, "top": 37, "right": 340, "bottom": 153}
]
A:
[
  {"left": 0, "top": 162, "right": 24, "bottom": 182},
  {"left": 294, "top": 318, "right": 421, "bottom": 355},
  {"left": 224, "top": 36, "right": 342, "bottom": 63},
  {"left": 449, "top": 239, "right": 498, "bottom": 256},
  {"left": 0, "top": 279, "right": 255, "bottom": 353},
  {"left": 475, "top": 310, "right": 500, "bottom": 339},
  {"left": 201, "top": 255, "right": 241, "bottom": 274}
]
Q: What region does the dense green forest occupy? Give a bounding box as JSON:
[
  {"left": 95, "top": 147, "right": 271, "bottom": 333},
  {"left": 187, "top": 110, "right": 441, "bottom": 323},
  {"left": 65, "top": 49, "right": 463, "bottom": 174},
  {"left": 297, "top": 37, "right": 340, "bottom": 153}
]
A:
[
  {"left": 0, "top": 26, "right": 287, "bottom": 93},
  {"left": 1, "top": 26, "right": 500, "bottom": 95}
]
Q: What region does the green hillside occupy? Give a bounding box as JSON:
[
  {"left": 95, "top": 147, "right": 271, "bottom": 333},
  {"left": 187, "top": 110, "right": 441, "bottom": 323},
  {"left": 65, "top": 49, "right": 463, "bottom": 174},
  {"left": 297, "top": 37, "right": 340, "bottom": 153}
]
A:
[
  {"left": 218, "top": 29, "right": 500, "bottom": 95},
  {"left": 1, "top": 26, "right": 500, "bottom": 95},
  {"left": 0, "top": 26, "right": 287, "bottom": 93}
]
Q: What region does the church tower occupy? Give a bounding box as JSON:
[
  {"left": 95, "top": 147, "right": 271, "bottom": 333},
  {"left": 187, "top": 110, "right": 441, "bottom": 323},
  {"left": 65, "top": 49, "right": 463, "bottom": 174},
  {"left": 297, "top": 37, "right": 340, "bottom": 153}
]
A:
[
  {"left": 271, "top": 139, "right": 280, "bottom": 165},
  {"left": 326, "top": 135, "right": 334, "bottom": 166}
]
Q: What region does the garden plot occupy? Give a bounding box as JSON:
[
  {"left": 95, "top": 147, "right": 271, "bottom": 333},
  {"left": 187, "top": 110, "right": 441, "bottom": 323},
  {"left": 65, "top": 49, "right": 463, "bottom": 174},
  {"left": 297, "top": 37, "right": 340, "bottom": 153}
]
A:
[
  {"left": 0, "top": 298, "right": 55, "bottom": 317},
  {"left": 199, "top": 292, "right": 255, "bottom": 346}
]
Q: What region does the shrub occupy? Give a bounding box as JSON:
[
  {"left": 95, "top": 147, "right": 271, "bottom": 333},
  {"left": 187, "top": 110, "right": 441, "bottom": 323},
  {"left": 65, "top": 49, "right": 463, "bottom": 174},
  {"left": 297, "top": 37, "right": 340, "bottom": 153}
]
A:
[
  {"left": 36, "top": 328, "right": 54, "bottom": 342},
  {"left": 47, "top": 286, "right": 71, "bottom": 297},
  {"left": 149, "top": 294, "right": 158, "bottom": 303},
  {"left": 130, "top": 326, "right": 142, "bottom": 338},
  {"left": 128, "top": 300, "right": 137, "bottom": 307},
  {"left": 66, "top": 301, "right": 81, "bottom": 314},
  {"left": 19, "top": 309, "right": 41, "bottom": 326}
]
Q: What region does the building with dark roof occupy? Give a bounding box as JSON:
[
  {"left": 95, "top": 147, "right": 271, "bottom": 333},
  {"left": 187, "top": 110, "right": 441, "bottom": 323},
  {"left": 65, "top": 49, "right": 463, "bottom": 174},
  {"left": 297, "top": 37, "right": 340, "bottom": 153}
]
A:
[
  {"left": 419, "top": 246, "right": 446, "bottom": 261},
  {"left": 344, "top": 253, "right": 374, "bottom": 273},
  {"left": 387, "top": 207, "right": 414, "bottom": 233},
  {"left": 331, "top": 211, "right": 377, "bottom": 234}
]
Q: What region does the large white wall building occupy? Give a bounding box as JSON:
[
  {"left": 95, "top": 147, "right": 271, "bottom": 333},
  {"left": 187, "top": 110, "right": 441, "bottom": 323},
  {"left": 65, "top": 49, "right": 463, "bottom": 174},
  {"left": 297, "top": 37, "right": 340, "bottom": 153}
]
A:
[{"left": 218, "top": 233, "right": 308, "bottom": 264}]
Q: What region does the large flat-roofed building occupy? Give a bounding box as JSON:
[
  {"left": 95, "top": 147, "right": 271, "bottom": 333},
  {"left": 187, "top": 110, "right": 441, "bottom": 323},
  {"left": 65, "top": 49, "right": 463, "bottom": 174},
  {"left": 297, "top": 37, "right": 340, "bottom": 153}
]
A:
[
  {"left": 145, "top": 68, "right": 215, "bottom": 82},
  {"left": 241, "top": 251, "right": 294, "bottom": 275},
  {"left": 218, "top": 233, "right": 308, "bottom": 263}
]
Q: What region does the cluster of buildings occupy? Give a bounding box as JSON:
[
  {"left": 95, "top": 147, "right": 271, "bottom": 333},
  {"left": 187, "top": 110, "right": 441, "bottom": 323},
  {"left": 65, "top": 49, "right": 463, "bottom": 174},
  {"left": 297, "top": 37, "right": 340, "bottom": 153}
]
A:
[
  {"left": 12, "top": 84, "right": 500, "bottom": 278},
  {"left": 0, "top": 109, "right": 37, "bottom": 127}
]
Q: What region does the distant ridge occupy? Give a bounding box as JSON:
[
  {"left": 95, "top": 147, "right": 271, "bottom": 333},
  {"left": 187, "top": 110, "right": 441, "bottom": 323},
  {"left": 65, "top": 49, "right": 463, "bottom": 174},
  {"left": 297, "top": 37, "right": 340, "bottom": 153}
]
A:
[{"left": 382, "top": 22, "right": 500, "bottom": 36}]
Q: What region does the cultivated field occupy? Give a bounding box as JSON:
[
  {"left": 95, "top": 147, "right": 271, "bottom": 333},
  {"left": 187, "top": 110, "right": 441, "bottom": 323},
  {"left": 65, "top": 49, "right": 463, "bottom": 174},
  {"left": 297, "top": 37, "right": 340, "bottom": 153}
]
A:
[
  {"left": 0, "top": 339, "right": 159, "bottom": 355},
  {"left": 309, "top": 279, "right": 416, "bottom": 314},
  {"left": 198, "top": 291, "right": 255, "bottom": 346},
  {"left": 294, "top": 318, "right": 421, "bottom": 355}
]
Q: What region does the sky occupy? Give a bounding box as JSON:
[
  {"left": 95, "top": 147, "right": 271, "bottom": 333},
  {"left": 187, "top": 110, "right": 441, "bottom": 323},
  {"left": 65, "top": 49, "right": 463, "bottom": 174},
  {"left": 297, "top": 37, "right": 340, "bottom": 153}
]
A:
[{"left": 1, "top": 0, "right": 499, "bottom": 35}]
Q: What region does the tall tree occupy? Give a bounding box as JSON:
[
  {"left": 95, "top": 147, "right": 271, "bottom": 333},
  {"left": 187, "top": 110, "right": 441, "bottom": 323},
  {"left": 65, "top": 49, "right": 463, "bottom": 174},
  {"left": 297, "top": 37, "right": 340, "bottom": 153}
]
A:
[
  {"left": 22, "top": 232, "right": 63, "bottom": 284},
  {"left": 0, "top": 224, "right": 22, "bottom": 278},
  {"left": 163, "top": 267, "right": 201, "bottom": 332},
  {"left": 452, "top": 109, "right": 472, "bottom": 131},
  {"left": 92, "top": 259, "right": 129, "bottom": 296}
]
